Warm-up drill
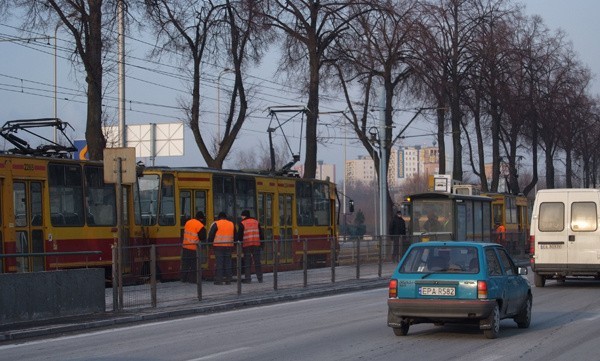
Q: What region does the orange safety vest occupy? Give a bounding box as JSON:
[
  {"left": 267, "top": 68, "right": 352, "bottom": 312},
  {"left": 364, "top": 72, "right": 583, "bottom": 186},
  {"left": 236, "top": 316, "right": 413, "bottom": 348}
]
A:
[
  {"left": 241, "top": 218, "right": 261, "bottom": 247},
  {"left": 214, "top": 219, "right": 235, "bottom": 247},
  {"left": 182, "top": 218, "right": 205, "bottom": 251}
]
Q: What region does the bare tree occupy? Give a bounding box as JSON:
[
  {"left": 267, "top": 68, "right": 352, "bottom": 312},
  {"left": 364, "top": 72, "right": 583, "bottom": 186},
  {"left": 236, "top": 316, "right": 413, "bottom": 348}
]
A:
[
  {"left": 15, "top": 0, "right": 112, "bottom": 160},
  {"left": 332, "top": 0, "right": 417, "bottom": 222},
  {"left": 262, "top": 0, "right": 370, "bottom": 178},
  {"left": 143, "top": 0, "right": 269, "bottom": 168}
]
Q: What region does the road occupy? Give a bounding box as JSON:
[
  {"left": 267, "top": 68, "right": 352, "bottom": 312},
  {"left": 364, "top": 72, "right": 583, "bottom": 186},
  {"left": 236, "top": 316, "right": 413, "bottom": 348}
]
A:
[{"left": 1, "top": 274, "right": 599, "bottom": 361}]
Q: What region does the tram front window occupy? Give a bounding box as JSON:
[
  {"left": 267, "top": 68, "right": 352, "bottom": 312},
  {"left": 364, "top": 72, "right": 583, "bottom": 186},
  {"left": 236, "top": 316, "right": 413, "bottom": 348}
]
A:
[{"left": 413, "top": 200, "right": 453, "bottom": 239}]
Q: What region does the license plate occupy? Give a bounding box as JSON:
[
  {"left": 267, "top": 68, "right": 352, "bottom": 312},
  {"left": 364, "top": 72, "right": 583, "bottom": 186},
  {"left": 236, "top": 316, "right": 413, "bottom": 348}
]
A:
[
  {"left": 419, "top": 286, "right": 455, "bottom": 296},
  {"left": 540, "top": 244, "right": 562, "bottom": 249}
]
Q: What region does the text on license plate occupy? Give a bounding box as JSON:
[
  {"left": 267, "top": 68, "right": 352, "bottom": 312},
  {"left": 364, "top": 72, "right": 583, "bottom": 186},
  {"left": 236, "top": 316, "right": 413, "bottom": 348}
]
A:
[
  {"left": 540, "top": 244, "right": 562, "bottom": 249},
  {"left": 419, "top": 287, "right": 455, "bottom": 296}
]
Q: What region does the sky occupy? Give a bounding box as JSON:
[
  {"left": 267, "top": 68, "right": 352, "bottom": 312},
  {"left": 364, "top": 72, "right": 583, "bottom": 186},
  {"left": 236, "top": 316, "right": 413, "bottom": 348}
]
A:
[{"left": 1, "top": 1, "right": 599, "bottom": 182}]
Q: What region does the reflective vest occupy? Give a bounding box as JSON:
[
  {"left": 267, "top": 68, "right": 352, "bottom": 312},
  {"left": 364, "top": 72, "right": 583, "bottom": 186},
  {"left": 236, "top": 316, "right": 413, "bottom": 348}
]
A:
[
  {"left": 182, "top": 218, "right": 205, "bottom": 251},
  {"left": 214, "top": 219, "right": 235, "bottom": 247},
  {"left": 241, "top": 218, "right": 261, "bottom": 247}
]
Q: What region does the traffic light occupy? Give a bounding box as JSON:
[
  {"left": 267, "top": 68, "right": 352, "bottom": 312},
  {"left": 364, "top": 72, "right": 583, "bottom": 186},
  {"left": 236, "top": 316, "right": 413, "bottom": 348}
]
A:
[{"left": 348, "top": 199, "right": 354, "bottom": 213}]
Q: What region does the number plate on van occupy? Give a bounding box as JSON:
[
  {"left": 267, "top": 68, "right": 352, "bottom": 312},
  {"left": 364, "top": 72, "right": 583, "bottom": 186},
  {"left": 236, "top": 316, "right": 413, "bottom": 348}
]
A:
[{"left": 540, "top": 244, "right": 562, "bottom": 249}]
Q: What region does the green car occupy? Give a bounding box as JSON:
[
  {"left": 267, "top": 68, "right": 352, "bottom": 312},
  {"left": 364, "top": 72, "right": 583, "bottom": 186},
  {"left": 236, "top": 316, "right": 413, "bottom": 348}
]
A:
[{"left": 387, "top": 241, "right": 532, "bottom": 339}]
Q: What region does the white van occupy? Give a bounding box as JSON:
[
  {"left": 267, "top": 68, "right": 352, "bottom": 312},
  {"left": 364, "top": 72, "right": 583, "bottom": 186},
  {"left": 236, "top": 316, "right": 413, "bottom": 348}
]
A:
[{"left": 530, "top": 188, "right": 600, "bottom": 287}]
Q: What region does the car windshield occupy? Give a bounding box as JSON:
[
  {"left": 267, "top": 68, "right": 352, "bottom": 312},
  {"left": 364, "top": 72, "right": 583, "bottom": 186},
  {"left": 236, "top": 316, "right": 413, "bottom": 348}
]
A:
[{"left": 399, "top": 246, "right": 479, "bottom": 274}]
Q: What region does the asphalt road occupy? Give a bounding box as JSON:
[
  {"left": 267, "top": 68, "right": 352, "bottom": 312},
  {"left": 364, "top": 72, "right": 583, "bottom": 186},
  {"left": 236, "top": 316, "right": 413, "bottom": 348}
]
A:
[{"left": 2, "top": 273, "right": 600, "bottom": 361}]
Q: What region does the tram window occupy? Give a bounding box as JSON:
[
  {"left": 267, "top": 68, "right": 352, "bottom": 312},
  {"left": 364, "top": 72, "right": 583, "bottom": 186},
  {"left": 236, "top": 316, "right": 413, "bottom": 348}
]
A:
[
  {"left": 135, "top": 174, "right": 160, "bottom": 226},
  {"left": 465, "top": 201, "right": 474, "bottom": 241},
  {"left": 31, "top": 182, "right": 42, "bottom": 226},
  {"left": 213, "top": 175, "right": 234, "bottom": 219},
  {"left": 235, "top": 177, "right": 256, "bottom": 220},
  {"left": 313, "top": 183, "right": 330, "bottom": 226},
  {"left": 84, "top": 165, "right": 116, "bottom": 226},
  {"left": 159, "top": 173, "right": 175, "bottom": 226},
  {"left": 48, "top": 163, "right": 84, "bottom": 227},
  {"left": 13, "top": 182, "right": 27, "bottom": 227},
  {"left": 296, "top": 181, "right": 313, "bottom": 226},
  {"left": 180, "top": 191, "right": 191, "bottom": 225},
  {"left": 473, "top": 201, "right": 483, "bottom": 242}
]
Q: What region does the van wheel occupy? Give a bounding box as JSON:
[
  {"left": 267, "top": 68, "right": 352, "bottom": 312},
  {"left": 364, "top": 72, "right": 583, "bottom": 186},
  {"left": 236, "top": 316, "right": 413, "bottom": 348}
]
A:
[{"left": 534, "top": 273, "right": 545, "bottom": 287}]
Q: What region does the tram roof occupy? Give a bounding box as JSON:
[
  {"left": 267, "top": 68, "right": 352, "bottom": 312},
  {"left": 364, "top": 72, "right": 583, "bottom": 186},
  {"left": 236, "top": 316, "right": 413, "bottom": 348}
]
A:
[
  {"left": 407, "top": 191, "right": 493, "bottom": 202},
  {"left": 142, "top": 165, "right": 333, "bottom": 183}
]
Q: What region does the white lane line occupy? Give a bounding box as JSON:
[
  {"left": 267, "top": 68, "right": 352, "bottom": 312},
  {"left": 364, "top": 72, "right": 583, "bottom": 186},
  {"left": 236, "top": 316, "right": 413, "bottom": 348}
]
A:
[
  {"left": 187, "top": 347, "right": 250, "bottom": 361},
  {"left": 583, "top": 313, "right": 600, "bottom": 322}
]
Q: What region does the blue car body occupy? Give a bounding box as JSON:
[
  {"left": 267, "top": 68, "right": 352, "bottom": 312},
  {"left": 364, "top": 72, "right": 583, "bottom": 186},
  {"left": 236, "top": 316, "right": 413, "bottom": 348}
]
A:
[{"left": 387, "top": 241, "right": 532, "bottom": 339}]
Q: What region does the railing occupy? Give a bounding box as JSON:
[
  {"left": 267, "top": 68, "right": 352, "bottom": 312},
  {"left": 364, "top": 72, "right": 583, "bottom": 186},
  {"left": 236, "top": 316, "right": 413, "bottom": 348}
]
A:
[{"left": 110, "top": 236, "right": 400, "bottom": 312}]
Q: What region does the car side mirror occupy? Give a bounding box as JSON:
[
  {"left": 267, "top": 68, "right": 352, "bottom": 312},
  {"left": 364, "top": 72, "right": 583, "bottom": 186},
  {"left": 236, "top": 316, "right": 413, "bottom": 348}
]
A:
[{"left": 518, "top": 267, "right": 528, "bottom": 276}]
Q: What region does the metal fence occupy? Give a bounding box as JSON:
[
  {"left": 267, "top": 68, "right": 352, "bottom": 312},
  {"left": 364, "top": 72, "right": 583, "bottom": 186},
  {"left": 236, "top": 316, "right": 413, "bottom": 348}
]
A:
[{"left": 110, "top": 236, "right": 402, "bottom": 312}]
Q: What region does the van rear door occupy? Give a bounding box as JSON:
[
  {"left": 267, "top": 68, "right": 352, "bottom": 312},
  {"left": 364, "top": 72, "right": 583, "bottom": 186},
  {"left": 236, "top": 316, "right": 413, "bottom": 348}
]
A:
[
  {"left": 535, "top": 199, "right": 568, "bottom": 265},
  {"left": 567, "top": 192, "right": 600, "bottom": 265}
]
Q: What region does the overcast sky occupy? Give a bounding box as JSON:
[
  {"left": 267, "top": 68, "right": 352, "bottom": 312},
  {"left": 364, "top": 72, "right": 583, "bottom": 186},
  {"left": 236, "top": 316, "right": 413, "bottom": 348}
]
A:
[{"left": 1, "top": 1, "right": 599, "bottom": 179}]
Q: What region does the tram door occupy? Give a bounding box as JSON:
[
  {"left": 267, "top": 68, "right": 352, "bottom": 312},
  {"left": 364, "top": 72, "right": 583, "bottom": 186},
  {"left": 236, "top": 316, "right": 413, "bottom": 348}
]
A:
[
  {"left": 13, "top": 180, "right": 44, "bottom": 272},
  {"left": 278, "top": 193, "right": 294, "bottom": 263},
  {"left": 258, "top": 192, "right": 274, "bottom": 263},
  {"left": 180, "top": 189, "right": 208, "bottom": 265}
]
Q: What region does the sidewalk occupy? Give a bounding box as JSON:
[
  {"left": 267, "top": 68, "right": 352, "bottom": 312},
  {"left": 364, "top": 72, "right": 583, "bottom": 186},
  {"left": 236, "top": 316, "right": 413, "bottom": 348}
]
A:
[{"left": 0, "top": 264, "right": 394, "bottom": 342}]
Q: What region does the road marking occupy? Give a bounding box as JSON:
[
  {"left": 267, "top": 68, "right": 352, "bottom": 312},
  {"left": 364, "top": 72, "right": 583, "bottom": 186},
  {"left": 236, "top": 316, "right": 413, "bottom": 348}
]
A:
[
  {"left": 583, "top": 314, "right": 600, "bottom": 322},
  {"left": 187, "top": 347, "right": 250, "bottom": 360}
]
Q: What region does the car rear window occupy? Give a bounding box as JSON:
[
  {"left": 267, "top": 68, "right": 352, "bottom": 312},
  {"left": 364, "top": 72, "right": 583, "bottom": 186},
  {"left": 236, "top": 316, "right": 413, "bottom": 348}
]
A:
[{"left": 399, "top": 246, "right": 479, "bottom": 273}]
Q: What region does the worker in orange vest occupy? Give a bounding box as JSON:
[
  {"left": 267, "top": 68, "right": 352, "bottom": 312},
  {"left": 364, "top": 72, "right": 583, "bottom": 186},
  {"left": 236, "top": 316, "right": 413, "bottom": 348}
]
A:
[
  {"left": 208, "top": 212, "right": 235, "bottom": 285},
  {"left": 237, "top": 210, "right": 264, "bottom": 283},
  {"left": 181, "top": 211, "right": 207, "bottom": 283},
  {"left": 495, "top": 220, "right": 506, "bottom": 245}
]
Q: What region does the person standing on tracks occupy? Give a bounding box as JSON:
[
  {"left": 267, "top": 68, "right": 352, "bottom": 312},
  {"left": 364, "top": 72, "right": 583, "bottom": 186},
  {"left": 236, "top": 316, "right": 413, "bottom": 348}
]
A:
[
  {"left": 181, "top": 211, "right": 207, "bottom": 283},
  {"left": 388, "top": 210, "right": 406, "bottom": 263},
  {"left": 237, "top": 210, "right": 264, "bottom": 283},
  {"left": 208, "top": 212, "right": 236, "bottom": 285}
]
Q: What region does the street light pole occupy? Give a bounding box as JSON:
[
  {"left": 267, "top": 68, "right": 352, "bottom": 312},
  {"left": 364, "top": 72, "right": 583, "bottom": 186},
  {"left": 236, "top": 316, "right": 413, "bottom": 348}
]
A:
[{"left": 217, "top": 68, "right": 234, "bottom": 141}]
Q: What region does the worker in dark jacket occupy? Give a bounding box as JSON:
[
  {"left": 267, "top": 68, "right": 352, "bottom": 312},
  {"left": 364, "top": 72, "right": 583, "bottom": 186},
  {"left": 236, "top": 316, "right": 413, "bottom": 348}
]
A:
[
  {"left": 207, "top": 212, "right": 235, "bottom": 285},
  {"left": 181, "top": 211, "right": 207, "bottom": 283},
  {"left": 237, "top": 210, "right": 264, "bottom": 283},
  {"left": 389, "top": 210, "right": 406, "bottom": 263}
]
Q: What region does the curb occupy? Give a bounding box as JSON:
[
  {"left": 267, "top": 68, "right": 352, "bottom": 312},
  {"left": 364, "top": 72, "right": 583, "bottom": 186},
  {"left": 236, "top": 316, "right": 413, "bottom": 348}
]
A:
[{"left": 1, "top": 279, "right": 389, "bottom": 342}]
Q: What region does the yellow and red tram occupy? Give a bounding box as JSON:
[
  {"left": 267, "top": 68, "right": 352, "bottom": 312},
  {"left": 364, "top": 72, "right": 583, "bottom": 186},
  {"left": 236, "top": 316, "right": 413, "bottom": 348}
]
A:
[{"left": 0, "top": 155, "right": 338, "bottom": 281}]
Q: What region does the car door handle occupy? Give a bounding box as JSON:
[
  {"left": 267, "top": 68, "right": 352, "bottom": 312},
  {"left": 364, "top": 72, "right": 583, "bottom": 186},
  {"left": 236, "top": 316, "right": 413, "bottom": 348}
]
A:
[{"left": 569, "top": 235, "right": 575, "bottom": 242}]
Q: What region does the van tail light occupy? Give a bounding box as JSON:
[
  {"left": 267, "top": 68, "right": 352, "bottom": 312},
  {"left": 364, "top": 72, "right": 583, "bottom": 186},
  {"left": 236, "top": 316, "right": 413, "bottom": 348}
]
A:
[
  {"left": 477, "top": 280, "right": 488, "bottom": 299},
  {"left": 389, "top": 279, "right": 398, "bottom": 298},
  {"left": 529, "top": 235, "right": 535, "bottom": 255}
]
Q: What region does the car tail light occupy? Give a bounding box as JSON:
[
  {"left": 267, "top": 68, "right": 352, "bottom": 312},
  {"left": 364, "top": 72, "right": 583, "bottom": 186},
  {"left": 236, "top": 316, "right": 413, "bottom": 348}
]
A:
[
  {"left": 389, "top": 279, "right": 398, "bottom": 298},
  {"left": 477, "top": 280, "right": 488, "bottom": 299}
]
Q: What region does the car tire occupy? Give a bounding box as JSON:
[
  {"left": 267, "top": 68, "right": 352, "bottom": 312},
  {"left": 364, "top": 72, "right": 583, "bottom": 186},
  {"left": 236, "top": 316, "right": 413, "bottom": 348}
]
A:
[
  {"left": 534, "top": 273, "right": 545, "bottom": 287},
  {"left": 483, "top": 304, "right": 500, "bottom": 339},
  {"left": 393, "top": 322, "right": 409, "bottom": 336},
  {"left": 514, "top": 294, "right": 532, "bottom": 328}
]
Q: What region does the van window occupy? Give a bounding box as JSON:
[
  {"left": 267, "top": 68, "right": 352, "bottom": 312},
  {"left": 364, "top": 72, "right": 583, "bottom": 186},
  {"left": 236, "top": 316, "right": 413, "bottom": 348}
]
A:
[
  {"left": 539, "top": 202, "right": 564, "bottom": 232},
  {"left": 571, "top": 202, "right": 597, "bottom": 232}
]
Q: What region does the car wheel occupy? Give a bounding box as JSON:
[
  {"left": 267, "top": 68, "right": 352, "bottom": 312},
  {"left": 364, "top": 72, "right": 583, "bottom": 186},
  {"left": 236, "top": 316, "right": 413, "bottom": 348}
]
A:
[
  {"left": 514, "top": 294, "right": 532, "bottom": 328},
  {"left": 534, "top": 273, "right": 545, "bottom": 287},
  {"left": 483, "top": 304, "right": 500, "bottom": 339},
  {"left": 393, "top": 322, "right": 410, "bottom": 336}
]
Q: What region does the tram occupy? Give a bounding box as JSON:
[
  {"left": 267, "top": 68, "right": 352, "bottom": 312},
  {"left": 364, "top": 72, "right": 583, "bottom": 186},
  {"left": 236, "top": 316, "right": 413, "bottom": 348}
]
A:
[
  {"left": 132, "top": 166, "right": 338, "bottom": 280},
  {"left": 402, "top": 175, "right": 530, "bottom": 260},
  {"left": 0, "top": 119, "right": 339, "bottom": 280}
]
